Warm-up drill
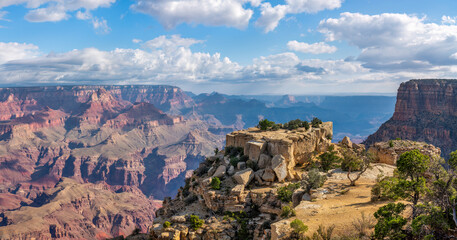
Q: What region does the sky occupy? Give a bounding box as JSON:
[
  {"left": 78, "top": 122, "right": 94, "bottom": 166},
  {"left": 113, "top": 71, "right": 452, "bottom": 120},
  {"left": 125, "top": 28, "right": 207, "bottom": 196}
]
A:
[{"left": 0, "top": 0, "right": 457, "bottom": 95}]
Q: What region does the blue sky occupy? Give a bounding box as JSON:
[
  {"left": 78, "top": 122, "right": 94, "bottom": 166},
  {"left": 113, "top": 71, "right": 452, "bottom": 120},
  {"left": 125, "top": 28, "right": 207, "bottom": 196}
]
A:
[{"left": 0, "top": 0, "right": 457, "bottom": 95}]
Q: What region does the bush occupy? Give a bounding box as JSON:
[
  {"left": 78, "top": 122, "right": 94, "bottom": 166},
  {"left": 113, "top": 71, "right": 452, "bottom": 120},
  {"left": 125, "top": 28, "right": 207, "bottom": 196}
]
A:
[
  {"left": 189, "top": 215, "right": 204, "bottom": 230},
  {"left": 277, "top": 183, "right": 301, "bottom": 202},
  {"left": 283, "top": 119, "right": 310, "bottom": 130},
  {"left": 312, "top": 225, "right": 335, "bottom": 240},
  {"left": 281, "top": 204, "right": 296, "bottom": 218},
  {"left": 318, "top": 151, "right": 341, "bottom": 172},
  {"left": 258, "top": 119, "right": 276, "bottom": 130},
  {"left": 225, "top": 146, "right": 244, "bottom": 157},
  {"left": 303, "top": 168, "right": 327, "bottom": 193},
  {"left": 352, "top": 212, "right": 376, "bottom": 238},
  {"left": 290, "top": 219, "right": 308, "bottom": 234},
  {"left": 163, "top": 221, "right": 171, "bottom": 228},
  {"left": 311, "top": 117, "right": 323, "bottom": 128},
  {"left": 230, "top": 157, "right": 240, "bottom": 167},
  {"left": 211, "top": 177, "right": 221, "bottom": 190},
  {"left": 388, "top": 140, "right": 394, "bottom": 148},
  {"left": 373, "top": 203, "right": 407, "bottom": 240}
]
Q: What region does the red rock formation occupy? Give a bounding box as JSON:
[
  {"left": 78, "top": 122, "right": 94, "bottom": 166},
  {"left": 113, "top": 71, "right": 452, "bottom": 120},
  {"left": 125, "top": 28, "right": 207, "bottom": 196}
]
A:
[
  {"left": 0, "top": 85, "right": 223, "bottom": 239},
  {"left": 365, "top": 79, "right": 457, "bottom": 156}
]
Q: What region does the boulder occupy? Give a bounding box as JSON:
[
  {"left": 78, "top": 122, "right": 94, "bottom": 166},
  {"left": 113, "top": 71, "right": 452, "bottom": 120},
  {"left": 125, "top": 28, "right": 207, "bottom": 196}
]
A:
[
  {"left": 342, "top": 136, "right": 353, "bottom": 148},
  {"left": 171, "top": 215, "right": 186, "bottom": 223},
  {"left": 258, "top": 154, "right": 272, "bottom": 169},
  {"left": 245, "top": 140, "right": 267, "bottom": 162},
  {"left": 231, "top": 184, "right": 245, "bottom": 195},
  {"left": 227, "top": 165, "right": 235, "bottom": 176},
  {"left": 262, "top": 168, "right": 275, "bottom": 182},
  {"left": 254, "top": 169, "right": 264, "bottom": 184},
  {"left": 212, "top": 165, "right": 226, "bottom": 178},
  {"left": 292, "top": 189, "right": 306, "bottom": 207},
  {"left": 271, "top": 155, "right": 287, "bottom": 182},
  {"left": 233, "top": 168, "right": 254, "bottom": 186},
  {"left": 271, "top": 220, "right": 291, "bottom": 240},
  {"left": 302, "top": 193, "right": 311, "bottom": 201}
]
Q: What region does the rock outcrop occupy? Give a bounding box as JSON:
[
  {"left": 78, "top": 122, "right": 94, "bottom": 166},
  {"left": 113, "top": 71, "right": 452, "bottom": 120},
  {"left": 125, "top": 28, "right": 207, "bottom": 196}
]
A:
[
  {"left": 365, "top": 79, "right": 457, "bottom": 156},
  {"left": 226, "top": 122, "right": 333, "bottom": 180},
  {"left": 368, "top": 140, "right": 441, "bottom": 165},
  {"left": 150, "top": 122, "right": 334, "bottom": 240}
]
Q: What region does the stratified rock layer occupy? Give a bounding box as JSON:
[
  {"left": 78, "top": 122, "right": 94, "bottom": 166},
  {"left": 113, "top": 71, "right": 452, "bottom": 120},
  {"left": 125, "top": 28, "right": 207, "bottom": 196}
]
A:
[{"left": 365, "top": 79, "right": 457, "bottom": 156}]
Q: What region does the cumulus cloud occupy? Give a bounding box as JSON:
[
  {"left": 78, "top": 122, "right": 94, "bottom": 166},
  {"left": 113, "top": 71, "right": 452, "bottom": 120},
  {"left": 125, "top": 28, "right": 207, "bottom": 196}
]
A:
[
  {"left": 0, "top": 42, "right": 40, "bottom": 64},
  {"left": 256, "top": 0, "right": 342, "bottom": 32},
  {"left": 131, "top": 0, "right": 253, "bottom": 29},
  {"left": 319, "top": 12, "right": 457, "bottom": 71},
  {"left": 1, "top": 0, "right": 115, "bottom": 30},
  {"left": 287, "top": 41, "right": 337, "bottom": 54}
]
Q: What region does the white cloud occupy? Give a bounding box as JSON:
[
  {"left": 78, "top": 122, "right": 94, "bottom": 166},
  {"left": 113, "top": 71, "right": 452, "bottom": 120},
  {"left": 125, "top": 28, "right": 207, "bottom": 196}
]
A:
[
  {"left": 256, "top": 0, "right": 343, "bottom": 32},
  {"left": 132, "top": 39, "right": 142, "bottom": 44},
  {"left": 131, "top": 0, "right": 253, "bottom": 29},
  {"left": 0, "top": 42, "right": 40, "bottom": 64},
  {"left": 319, "top": 12, "right": 457, "bottom": 71},
  {"left": 1, "top": 0, "right": 115, "bottom": 26},
  {"left": 0, "top": 11, "right": 10, "bottom": 21},
  {"left": 442, "top": 15, "right": 457, "bottom": 25},
  {"left": 287, "top": 41, "right": 337, "bottom": 54},
  {"left": 92, "top": 17, "right": 110, "bottom": 34}
]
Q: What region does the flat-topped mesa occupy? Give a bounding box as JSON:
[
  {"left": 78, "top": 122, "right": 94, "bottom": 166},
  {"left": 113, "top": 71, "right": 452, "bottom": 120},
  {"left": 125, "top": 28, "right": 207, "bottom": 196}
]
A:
[{"left": 226, "top": 122, "right": 333, "bottom": 180}]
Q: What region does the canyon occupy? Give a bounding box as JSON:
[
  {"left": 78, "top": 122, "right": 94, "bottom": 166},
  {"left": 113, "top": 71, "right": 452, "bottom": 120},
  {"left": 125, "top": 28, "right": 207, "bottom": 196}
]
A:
[{"left": 0, "top": 85, "right": 224, "bottom": 239}]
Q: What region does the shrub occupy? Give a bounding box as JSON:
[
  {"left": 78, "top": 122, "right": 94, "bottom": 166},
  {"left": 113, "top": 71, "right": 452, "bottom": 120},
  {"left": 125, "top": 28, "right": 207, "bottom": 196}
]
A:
[
  {"left": 283, "top": 119, "right": 310, "bottom": 130},
  {"left": 258, "top": 119, "right": 275, "bottom": 130},
  {"left": 312, "top": 225, "right": 335, "bottom": 240},
  {"left": 303, "top": 168, "right": 327, "bottom": 193},
  {"left": 214, "top": 147, "right": 219, "bottom": 155},
  {"left": 163, "top": 221, "right": 171, "bottom": 228},
  {"left": 318, "top": 151, "right": 341, "bottom": 172},
  {"left": 388, "top": 140, "right": 394, "bottom": 148},
  {"left": 290, "top": 219, "right": 308, "bottom": 234},
  {"left": 246, "top": 159, "right": 258, "bottom": 171},
  {"left": 281, "top": 204, "right": 296, "bottom": 218},
  {"left": 211, "top": 177, "right": 221, "bottom": 190},
  {"left": 230, "top": 157, "right": 240, "bottom": 167},
  {"left": 311, "top": 117, "right": 323, "bottom": 128},
  {"left": 189, "top": 215, "right": 204, "bottom": 230},
  {"left": 225, "top": 146, "right": 244, "bottom": 157},
  {"left": 277, "top": 183, "right": 301, "bottom": 202},
  {"left": 373, "top": 203, "right": 407, "bottom": 240},
  {"left": 352, "top": 212, "right": 376, "bottom": 238}
]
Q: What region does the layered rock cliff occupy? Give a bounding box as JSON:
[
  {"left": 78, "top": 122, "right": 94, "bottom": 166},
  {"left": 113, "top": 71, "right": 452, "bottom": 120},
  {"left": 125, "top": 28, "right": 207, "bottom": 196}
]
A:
[
  {"left": 365, "top": 79, "right": 457, "bottom": 156},
  {"left": 0, "top": 85, "right": 224, "bottom": 239}
]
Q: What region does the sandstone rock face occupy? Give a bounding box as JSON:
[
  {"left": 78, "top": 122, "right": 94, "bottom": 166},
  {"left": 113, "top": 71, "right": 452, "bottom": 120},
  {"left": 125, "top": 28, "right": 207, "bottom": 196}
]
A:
[
  {"left": 365, "top": 79, "right": 457, "bottom": 156},
  {"left": 271, "top": 155, "right": 288, "bottom": 182},
  {"left": 262, "top": 168, "right": 276, "bottom": 182},
  {"left": 233, "top": 168, "right": 254, "bottom": 186},
  {"left": 226, "top": 122, "right": 333, "bottom": 180},
  {"left": 368, "top": 140, "right": 441, "bottom": 165}
]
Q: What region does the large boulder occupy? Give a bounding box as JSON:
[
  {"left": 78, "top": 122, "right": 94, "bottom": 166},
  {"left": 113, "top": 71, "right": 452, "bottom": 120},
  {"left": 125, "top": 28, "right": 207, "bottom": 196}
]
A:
[
  {"left": 245, "top": 140, "right": 267, "bottom": 162},
  {"left": 212, "top": 165, "right": 226, "bottom": 178},
  {"left": 271, "top": 220, "right": 291, "bottom": 240},
  {"left": 258, "top": 154, "right": 272, "bottom": 169},
  {"left": 232, "top": 168, "right": 254, "bottom": 186},
  {"left": 262, "top": 168, "right": 276, "bottom": 182},
  {"left": 271, "top": 155, "right": 287, "bottom": 182}
]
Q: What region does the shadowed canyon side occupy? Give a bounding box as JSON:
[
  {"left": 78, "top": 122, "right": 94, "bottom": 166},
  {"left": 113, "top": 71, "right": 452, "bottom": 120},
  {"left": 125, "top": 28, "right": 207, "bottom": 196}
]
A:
[
  {"left": 365, "top": 79, "right": 457, "bottom": 156},
  {"left": 0, "top": 85, "right": 225, "bottom": 239}
]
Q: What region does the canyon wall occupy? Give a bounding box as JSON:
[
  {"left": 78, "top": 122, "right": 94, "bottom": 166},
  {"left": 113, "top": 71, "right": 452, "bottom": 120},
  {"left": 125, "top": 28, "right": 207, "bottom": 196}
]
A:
[{"left": 365, "top": 79, "right": 457, "bottom": 156}]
